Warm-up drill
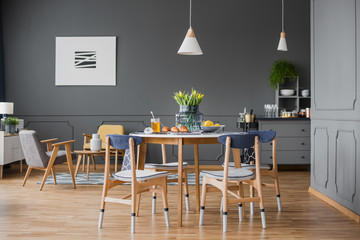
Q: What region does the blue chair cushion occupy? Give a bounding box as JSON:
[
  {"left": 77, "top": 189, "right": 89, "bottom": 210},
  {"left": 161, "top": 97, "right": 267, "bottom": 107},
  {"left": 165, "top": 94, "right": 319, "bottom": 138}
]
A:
[
  {"left": 218, "top": 134, "right": 257, "bottom": 149},
  {"left": 248, "top": 130, "right": 276, "bottom": 143}
]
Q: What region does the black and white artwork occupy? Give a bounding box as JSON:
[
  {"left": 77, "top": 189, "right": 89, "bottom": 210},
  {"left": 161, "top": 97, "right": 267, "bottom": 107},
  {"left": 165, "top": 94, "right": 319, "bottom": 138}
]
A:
[
  {"left": 55, "top": 37, "right": 116, "bottom": 86},
  {"left": 75, "top": 51, "right": 96, "bottom": 69}
]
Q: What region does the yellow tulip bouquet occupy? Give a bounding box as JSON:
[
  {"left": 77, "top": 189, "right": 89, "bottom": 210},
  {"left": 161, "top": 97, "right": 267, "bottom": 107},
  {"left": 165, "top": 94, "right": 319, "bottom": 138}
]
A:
[
  {"left": 173, "top": 89, "right": 204, "bottom": 106},
  {"left": 173, "top": 89, "right": 204, "bottom": 131}
]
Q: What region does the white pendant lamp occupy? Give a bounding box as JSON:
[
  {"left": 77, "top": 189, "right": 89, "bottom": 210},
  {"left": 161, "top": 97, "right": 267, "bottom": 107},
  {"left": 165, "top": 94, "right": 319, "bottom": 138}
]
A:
[
  {"left": 277, "top": 0, "right": 288, "bottom": 51},
  {"left": 178, "top": 0, "right": 203, "bottom": 55}
]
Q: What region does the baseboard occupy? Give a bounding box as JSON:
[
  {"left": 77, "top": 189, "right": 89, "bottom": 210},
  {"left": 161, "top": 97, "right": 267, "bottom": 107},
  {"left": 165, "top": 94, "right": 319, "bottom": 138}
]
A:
[{"left": 308, "top": 187, "right": 360, "bottom": 223}]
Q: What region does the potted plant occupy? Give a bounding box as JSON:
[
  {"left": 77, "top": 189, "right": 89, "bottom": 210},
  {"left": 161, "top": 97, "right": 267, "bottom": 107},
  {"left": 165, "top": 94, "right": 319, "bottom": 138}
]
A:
[
  {"left": 269, "top": 59, "right": 298, "bottom": 89},
  {"left": 3, "top": 117, "right": 19, "bottom": 134},
  {"left": 173, "top": 89, "right": 204, "bottom": 131}
]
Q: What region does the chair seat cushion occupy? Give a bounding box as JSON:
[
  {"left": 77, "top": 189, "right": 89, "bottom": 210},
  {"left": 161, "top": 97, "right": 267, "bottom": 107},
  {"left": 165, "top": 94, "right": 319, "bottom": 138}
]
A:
[
  {"left": 145, "top": 162, "right": 189, "bottom": 170},
  {"left": 45, "top": 150, "right": 76, "bottom": 165},
  {"left": 114, "top": 170, "right": 169, "bottom": 182},
  {"left": 225, "top": 162, "right": 271, "bottom": 170},
  {"left": 200, "top": 168, "right": 254, "bottom": 181}
]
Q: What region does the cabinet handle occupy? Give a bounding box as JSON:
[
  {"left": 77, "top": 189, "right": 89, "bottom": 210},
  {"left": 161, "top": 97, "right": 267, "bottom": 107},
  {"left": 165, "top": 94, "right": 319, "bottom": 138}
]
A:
[
  {"left": 301, "top": 156, "right": 305, "bottom": 159},
  {"left": 301, "top": 143, "right": 305, "bottom": 145},
  {"left": 301, "top": 129, "right": 305, "bottom": 132},
  {"left": 270, "top": 143, "right": 272, "bottom": 146},
  {"left": 270, "top": 156, "right": 273, "bottom": 159}
]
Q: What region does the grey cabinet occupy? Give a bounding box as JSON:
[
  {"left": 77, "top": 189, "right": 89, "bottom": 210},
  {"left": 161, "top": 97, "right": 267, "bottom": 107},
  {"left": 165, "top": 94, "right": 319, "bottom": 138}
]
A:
[
  {"left": 311, "top": 0, "right": 360, "bottom": 215},
  {"left": 258, "top": 120, "right": 310, "bottom": 165}
]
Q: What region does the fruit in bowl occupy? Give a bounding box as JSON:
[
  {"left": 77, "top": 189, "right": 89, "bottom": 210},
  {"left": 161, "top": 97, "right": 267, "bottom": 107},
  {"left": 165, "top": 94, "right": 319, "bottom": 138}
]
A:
[
  {"left": 203, "top": 120, "right": 220, "bottom": 127},
  {"left": 203, "top": 120, "right": 214, "bottom": 127}
]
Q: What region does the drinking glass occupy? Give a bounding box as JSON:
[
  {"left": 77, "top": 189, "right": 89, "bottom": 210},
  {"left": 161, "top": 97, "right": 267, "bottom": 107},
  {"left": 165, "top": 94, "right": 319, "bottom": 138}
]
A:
[
  {"left": 151, "top": 118, "right": 160, "bottom": 133},
  {"left": 264, "top": 104, "right": 269, "bottom": 117}
]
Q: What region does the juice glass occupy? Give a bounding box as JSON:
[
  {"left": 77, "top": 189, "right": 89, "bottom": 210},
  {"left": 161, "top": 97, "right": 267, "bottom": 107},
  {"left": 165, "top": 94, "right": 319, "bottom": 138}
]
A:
[{"left": 151, "top": 118, "right": 160, "bottom": 133}]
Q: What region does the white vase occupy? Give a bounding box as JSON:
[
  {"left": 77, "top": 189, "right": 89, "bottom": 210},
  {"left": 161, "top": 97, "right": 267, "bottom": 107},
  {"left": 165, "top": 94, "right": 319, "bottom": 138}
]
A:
[{"left": 90, "top": 134, "right": 102, "bottom": 152}]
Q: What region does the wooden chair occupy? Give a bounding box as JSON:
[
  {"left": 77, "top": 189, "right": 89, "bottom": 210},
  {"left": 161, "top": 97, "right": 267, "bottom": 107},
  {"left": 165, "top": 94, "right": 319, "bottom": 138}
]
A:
[
  {"left": 98, "top": 135, "right": 170, "bottom": 233},
  {"left": 145, "top": 144, "right": 190, "bottom": 213},
  {"left": 19, "top": 130, "right": 76, "bottom": 191},
  {"left": 83, "top": 124, "right": 125, "bottom": 172},
  {"left": 199, "top": 134, "right": 266, "bottom": 232},
  {"left": 226, "top": 131, "right": 280, "bottom": 214}
]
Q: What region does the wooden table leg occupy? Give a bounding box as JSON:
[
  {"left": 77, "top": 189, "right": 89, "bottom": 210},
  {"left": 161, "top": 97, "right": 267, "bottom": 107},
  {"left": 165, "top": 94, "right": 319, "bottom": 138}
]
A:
[
  {"left": 87, "top": 154, "right": 90, "bottom": 181},
  {"left": 75, "top": 154, "right": 82, "bottom": 177},
  {"left": 233, "top": 149, "right": 241, "bottom": 168},
  {"left": 137, "top": 143, "right": 147, "bottom": 170},
  {"left": 20, "top": 160, "right": 23, "bottom": 174},
  {"left": 194, "top": 144, "right": 200, "bottom": 212},
  {"left": 177, "top": 138, "right": 183, "bottom": 227},
  {"left": 82, "top": 154, "right": 85, "bottom": 171},
  {"left": 0, "top": 165, "right": 3, "bottom": 179}
]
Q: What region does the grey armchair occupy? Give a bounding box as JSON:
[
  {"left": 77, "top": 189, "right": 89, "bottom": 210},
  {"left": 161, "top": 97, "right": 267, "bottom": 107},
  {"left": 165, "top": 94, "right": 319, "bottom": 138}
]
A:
[{"left": 19, "top": 130, "right": 76, "bottom": 191}]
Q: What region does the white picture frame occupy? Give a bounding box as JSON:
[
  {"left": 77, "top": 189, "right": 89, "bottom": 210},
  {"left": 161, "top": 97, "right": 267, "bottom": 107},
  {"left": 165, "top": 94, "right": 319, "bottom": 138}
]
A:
[{"left": 55, "top": 36, "right": 116, "bottom": 86}]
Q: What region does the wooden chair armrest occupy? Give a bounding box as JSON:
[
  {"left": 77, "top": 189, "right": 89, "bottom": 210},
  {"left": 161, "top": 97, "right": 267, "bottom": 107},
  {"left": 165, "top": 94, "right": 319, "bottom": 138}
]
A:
[
  {"left": 40, "top": 138, "right": 59, "bottom": 144},
  {"left": 83, "top": 133, "right": 92, "bottom": 146},
  {"left": 41, "top": 138, "right": 59, "bottom": 151},
  {"left": 83, "top": 133, "right": 92, "bottom": 138},
  {"left": 52, "top": 140, "right": 76, "bottom": 147}
]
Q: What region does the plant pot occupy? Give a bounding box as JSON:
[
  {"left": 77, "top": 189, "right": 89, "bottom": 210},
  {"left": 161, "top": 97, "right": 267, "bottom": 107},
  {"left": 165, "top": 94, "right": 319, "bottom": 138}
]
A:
[
  {"left": 5, "top": 124, "right": 16, "bottom": 134},
  {"left": 90, "top": 134, "right": 102, "bottom": 152},
  {"left": 175, "top": 105, "right": 203, "bottom": 132}
]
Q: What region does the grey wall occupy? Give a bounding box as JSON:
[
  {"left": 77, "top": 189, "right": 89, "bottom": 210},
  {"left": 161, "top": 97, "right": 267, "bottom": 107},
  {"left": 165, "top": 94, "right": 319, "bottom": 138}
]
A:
[
  {"left": 1, "top": 0, "right": 310, "bottom": 164},
  {"left": 311, "top": 0, "right": 360, "bottom": 214}
]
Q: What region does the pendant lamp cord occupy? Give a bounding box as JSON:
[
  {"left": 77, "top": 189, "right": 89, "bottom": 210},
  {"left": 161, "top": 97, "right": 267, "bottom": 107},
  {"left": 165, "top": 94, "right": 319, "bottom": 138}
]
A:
[
  {"left": 189, "top": 0, "right": 192, "bottom": 28},
  {"left": 281, "top": 0, "right": 284, "bottom": 32}
]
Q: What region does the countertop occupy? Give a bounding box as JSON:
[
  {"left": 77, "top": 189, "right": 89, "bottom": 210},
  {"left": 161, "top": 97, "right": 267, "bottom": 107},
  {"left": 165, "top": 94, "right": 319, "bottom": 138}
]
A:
[{"left": 256, "top": 117, "right": 310, "bottom": 121}]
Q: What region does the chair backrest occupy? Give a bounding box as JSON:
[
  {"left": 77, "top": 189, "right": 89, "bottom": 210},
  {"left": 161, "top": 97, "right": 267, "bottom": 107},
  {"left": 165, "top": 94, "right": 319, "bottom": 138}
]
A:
[
  {"left": 248, "top": 130, "right": 276, "bottom": 143},
  {"left": 19, "top": 130, "right": 50, "bottom": 168},
  {"left": 107, "top": 134, "right": 142, "bottom": 171},
  {"left": 98, "top": 125, "right": 124, "bottom": 144},
  {"left": 218, "top": 134, "right": 260, "bottom": 183}
]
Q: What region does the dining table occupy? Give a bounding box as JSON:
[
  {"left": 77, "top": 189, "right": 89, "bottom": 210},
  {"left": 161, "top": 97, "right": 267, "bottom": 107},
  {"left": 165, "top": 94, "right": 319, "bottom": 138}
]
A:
[{"left": 130, "top": 131, "right": 246, "bottom": 227}]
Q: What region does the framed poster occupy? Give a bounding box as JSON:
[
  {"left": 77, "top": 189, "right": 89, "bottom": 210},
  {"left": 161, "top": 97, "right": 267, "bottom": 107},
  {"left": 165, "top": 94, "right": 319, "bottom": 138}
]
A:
[{"left": 55, "top": 36, "right": 116, "bottom": 86}]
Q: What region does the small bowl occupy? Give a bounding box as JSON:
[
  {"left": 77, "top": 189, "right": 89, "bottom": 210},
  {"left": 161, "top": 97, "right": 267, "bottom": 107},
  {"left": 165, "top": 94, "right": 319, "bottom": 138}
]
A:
[
  {"left": 301, "top": 90, "right": 310, "bottom": 97},
  {"left": 202, "top": 125, "right": 225, "bottom": 132},
  {"left": 280, "top": 89, "right": 295, "bottom": 96}
]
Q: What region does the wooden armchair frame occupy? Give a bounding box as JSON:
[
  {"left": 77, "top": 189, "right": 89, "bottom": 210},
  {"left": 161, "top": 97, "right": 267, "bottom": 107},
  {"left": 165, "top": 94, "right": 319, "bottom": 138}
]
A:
[{"left": 23, "top": 138, "right": 76, "bottom": 191}]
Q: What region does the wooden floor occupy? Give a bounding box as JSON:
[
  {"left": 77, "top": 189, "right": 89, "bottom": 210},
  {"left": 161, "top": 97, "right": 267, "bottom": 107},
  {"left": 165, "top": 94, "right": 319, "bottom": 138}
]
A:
[{"left": 0, "top": 164, "right": 359, "bottom": 240}]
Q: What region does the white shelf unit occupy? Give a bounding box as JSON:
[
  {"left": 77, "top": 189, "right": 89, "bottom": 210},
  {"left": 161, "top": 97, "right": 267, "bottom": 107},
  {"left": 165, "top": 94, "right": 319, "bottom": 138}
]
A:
[{"left": 275, "top": 76, "right": 310, "bottom": 112}]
